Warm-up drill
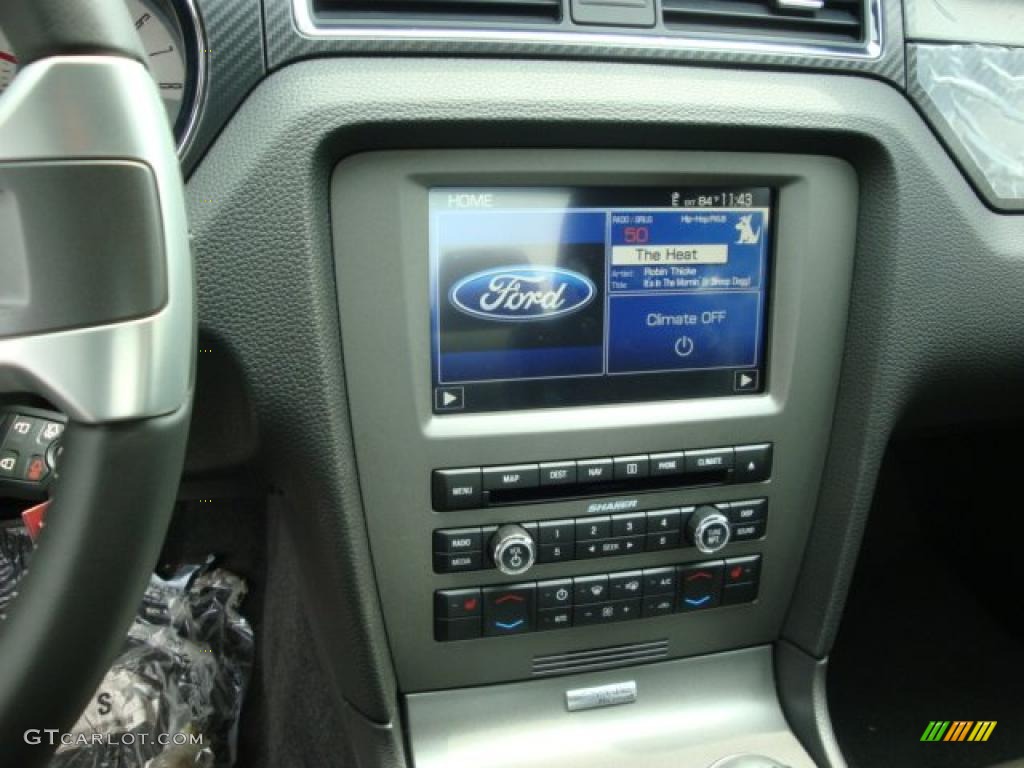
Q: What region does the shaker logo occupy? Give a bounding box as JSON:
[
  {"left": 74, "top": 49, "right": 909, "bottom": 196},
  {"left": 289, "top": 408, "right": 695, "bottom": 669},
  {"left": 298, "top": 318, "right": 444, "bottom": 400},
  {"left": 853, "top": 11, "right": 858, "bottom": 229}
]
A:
[{"left": 449, "top": 266, "right": 595, "bottom": 322}]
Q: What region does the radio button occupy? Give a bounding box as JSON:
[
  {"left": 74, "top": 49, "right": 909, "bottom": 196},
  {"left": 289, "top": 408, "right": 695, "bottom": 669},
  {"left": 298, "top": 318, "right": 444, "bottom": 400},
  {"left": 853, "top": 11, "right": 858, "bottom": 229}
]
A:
[
  {"left": 575, "top": 516, "right": 611, "bottom": 541},
  {"left": 539, "top": 519, "right": 575, "bottom": 545},
  {"left": 577, "top": 458, "right": 613, "bottom": 483},
  {"left": 611, "top": 511, "right": 647, "bottom": 537},
  {"left": 613, "top": 455, "right": 649, "bottom": 481},
  {"left": 649, "top": 451, "right": 685, "bottom": 477},
  {"left": 433, "top": 527, "right": 482, "bottom": 554},
  {"left": 539, "top": 461, "right": 577, "bottom": 486},
  {"left": 483, "top": 464, "right": 540, "bottom": 491},
  {"left": 734, "top": 444, "right": 773, "bottom": 483},
  {"left": 432, "top": 468, "right": 482, "bottom": 510},
  {"left": 684, "top": 447, "right": 735, "bottom": 474}
]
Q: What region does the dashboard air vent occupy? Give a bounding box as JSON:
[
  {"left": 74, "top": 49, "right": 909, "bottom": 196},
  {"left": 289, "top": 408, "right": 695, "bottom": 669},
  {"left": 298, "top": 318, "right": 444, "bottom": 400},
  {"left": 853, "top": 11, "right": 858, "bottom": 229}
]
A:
[
  {"left": 661, "top": 0, "right": 865, "bottom": 44},
  {"left": 313, "top": 0, "right": 562, "bottom": 24}
]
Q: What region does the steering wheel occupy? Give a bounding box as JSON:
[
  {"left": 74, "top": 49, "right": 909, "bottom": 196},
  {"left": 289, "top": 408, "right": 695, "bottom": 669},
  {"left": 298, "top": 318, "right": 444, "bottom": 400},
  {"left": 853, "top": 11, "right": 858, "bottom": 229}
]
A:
[{"left": 0, "top": 0, "right": 193, "bottom": 763}]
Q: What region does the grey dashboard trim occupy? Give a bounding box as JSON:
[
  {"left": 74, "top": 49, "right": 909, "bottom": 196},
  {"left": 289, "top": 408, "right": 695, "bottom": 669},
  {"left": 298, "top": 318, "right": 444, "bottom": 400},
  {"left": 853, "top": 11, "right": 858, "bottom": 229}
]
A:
[
  {"left": 333, "top": 149, "right": 857, "bottom": 692},
  {"left": 406, "top": 646, "right": 815, "bottom": 768},
  {"left": 184, "top": 54, "right": 1024, "bottom": 754},
  {"left": 264, "top": 0, "right": 905, "bottom": 84}
]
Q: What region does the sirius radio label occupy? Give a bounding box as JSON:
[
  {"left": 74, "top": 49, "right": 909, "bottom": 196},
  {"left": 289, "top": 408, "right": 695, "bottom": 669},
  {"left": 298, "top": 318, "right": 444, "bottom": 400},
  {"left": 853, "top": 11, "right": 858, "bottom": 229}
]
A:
[{"left": 430, "top": 187, "right": 771, "bottom": 412}]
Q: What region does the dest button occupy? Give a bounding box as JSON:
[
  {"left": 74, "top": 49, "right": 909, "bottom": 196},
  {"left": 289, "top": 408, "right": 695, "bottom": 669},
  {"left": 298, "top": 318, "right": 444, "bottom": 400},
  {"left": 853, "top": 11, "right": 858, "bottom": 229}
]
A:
[{"left": 483, "top": 584, "right": 535, "bottom": 636}]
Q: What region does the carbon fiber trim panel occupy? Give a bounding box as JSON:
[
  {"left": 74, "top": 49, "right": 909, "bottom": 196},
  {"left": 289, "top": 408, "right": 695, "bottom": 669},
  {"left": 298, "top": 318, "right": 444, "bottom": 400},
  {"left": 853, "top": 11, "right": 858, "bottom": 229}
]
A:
[
  {"left": 264, "top": 0, "right": 904, "bottom": 84},
  {"left": 181, "top": 0, "right": 264, "bottom": 175}
]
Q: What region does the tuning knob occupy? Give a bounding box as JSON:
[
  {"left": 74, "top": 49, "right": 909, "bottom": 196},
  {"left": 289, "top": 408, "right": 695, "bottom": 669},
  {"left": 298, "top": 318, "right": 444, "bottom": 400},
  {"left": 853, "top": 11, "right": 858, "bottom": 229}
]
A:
[
  {"left": 686, "top": 505, "right": 732, "bottom": 554},
  {"left": 489, "top": 524, "right": 537, "bottom": 576}
]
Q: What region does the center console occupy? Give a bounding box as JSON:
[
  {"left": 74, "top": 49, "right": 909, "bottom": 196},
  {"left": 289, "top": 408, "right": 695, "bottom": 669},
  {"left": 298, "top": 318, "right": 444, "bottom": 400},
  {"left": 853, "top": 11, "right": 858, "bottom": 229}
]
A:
[{"left": 332, "top": 149, "right": 856, "bottom": 693}]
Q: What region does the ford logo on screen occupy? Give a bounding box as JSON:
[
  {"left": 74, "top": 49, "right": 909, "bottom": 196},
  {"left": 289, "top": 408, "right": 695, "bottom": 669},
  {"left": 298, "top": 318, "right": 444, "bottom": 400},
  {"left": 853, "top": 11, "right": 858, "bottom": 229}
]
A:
[{"left": 449, "top": 266, "right": 596, "bottom": 322}]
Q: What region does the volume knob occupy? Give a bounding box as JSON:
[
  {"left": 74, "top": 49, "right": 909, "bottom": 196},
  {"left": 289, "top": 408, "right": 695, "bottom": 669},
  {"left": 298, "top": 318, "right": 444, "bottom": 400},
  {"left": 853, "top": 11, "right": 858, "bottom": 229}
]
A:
[
  {"left": 686, "top": 505, "right": 732, "bottom": 555},
  {"left": 490, "top": 524, "right": 537, "bottom": 576}
]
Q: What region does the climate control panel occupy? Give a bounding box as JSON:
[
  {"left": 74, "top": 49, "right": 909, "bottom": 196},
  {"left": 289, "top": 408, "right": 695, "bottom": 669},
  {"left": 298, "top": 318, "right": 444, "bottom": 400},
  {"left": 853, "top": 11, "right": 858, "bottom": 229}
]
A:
[
  {"left": 433, "top": 498, "right": 768, "bottom": 574},
  {"left": 435, "top": 555, "right": 763, "bottom": 641}
]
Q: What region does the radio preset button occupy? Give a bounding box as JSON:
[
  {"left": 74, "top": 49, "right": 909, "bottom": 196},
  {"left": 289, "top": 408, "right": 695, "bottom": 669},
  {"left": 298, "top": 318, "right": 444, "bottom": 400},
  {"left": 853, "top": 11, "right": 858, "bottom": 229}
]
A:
[
  {"left": 539, "top": 461, "right": 577, "bottom": 486},
  {"left": 577, "top": 458, "right": 614, "bottom": 483},
  {"left": 613, "top": 455, "right": 650, "bottom": 481},
  {"left": 649, "top": 451, "right": 685, "bottom": 477},
  {"left": 432, "top": 468, "right": 482, "bottom": 510},
  {"left": 611, "top": 511, "right": 647, "bottom": 537},
  {"left": 646, "top": 530, "right": 680, "bottom": 551},
  {"left": 576, "top": 516, "right": 611, "bottom": 541},
  {"left": 538, "top": 543, "right": 573, "bottom": 563},
  {"left": 538, "top": 519, "right": 575, "bottom": 545},
  {"left": 483, "top": 464, "right": 540, "bottom": 491}
]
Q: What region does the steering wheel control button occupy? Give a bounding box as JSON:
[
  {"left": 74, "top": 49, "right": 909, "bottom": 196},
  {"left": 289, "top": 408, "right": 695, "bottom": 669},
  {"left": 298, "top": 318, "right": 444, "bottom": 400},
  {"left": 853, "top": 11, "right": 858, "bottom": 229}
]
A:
[
  {"left": 577, "top": 457, "right": 614, "bottom": 483},
  {"left": 723, "top": 555, "right": 762, "bottom": 605},
  {"left": 435, "top": 588, "right": 482, "bottom": 619},
  {"left": 726, "top": 498, "right": 768, "bottom": 524},
  {"left": 647, "top": 529, "right": 681, "bottom": 551},
  {"left": 483, "top": 464, "right": 540, "bottom": 491},
  {"left": 613, "top": 455, "right": 650, "bottom": 481},
  {"left": 678, "top": 561, "right": 724, "bottom": 612},
  {"left": 684, "top": 447, "right": 735, "bottom": 475},
  {"left": 734, "top": 444, "right": 773, "bottom": 483},
  {"left": 0, "top": 449, "right": 18, "bottom": 477},
  {"left": 490, "top": 524, "right": 537, "bottom": 576},
  {"left": 433, "top": 527, "right": 482, "bottom": 554},
  {"left": 483, "top": 584, "right": 535, "bottom": 636},
  {"left": 538, "top": 579, "right": 574, "bottom": 609},
  {"left": 539, "top": 461, "right": 577, "bottom": 486},
  {"left": 687, "top": 506, "right": 732, "bottom": 554},
  {"left": 649, "top": 451, "right": 685, "bottom": 477},
  {"left": 432, "top": 468, "right": 482, "bottom": 510}
]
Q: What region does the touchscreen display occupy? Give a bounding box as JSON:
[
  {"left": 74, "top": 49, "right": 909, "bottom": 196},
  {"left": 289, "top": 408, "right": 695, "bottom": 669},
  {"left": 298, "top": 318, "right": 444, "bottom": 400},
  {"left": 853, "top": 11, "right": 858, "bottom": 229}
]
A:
[{"left": 430, "top": 187, "right": 772, "bottom": 413}]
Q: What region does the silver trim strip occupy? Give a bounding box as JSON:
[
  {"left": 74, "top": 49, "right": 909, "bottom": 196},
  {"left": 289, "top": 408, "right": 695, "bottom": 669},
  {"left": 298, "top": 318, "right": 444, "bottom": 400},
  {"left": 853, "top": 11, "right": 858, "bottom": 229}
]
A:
[
  {"left": 0, "top": 56, "right": 194, "bottom": 424},
  {"left": 292, "top": 0, "right": 883, "bottom": 61},
  {"left": 565, "top": 680, "right": 637, "bottom": 711},
  {"left": 171, "top": 0, "right": 207, "bottom": 160}
]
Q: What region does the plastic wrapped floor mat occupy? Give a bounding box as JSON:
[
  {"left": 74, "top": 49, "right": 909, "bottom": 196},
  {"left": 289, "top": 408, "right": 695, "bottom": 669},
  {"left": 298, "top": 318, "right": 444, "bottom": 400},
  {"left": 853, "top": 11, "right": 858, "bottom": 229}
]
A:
[{"left": 0, "top": 526, "right": 254, "bottom": 768}]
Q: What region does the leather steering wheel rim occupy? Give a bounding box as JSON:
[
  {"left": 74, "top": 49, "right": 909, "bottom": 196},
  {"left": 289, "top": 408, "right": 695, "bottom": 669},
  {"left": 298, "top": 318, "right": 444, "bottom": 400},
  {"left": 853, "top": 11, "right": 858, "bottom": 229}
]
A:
[{"left": 0, "top": 1, "right": 194, "bottom": 764}]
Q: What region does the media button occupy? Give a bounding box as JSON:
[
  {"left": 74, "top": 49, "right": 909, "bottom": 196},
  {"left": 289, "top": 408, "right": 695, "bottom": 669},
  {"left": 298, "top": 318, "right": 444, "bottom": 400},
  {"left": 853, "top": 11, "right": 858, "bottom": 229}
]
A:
[
  {"left": 483, "top": 464, "right": 540, "bottom": 491},
  {"left": 538, "top": 519, "right": 575, "bottom": 545},
  {"left": 539, "top": 461, "right": 577, "bottom": 486},
  {"left": 433, "top": 551, "right": 482, "bottom": 573}
]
